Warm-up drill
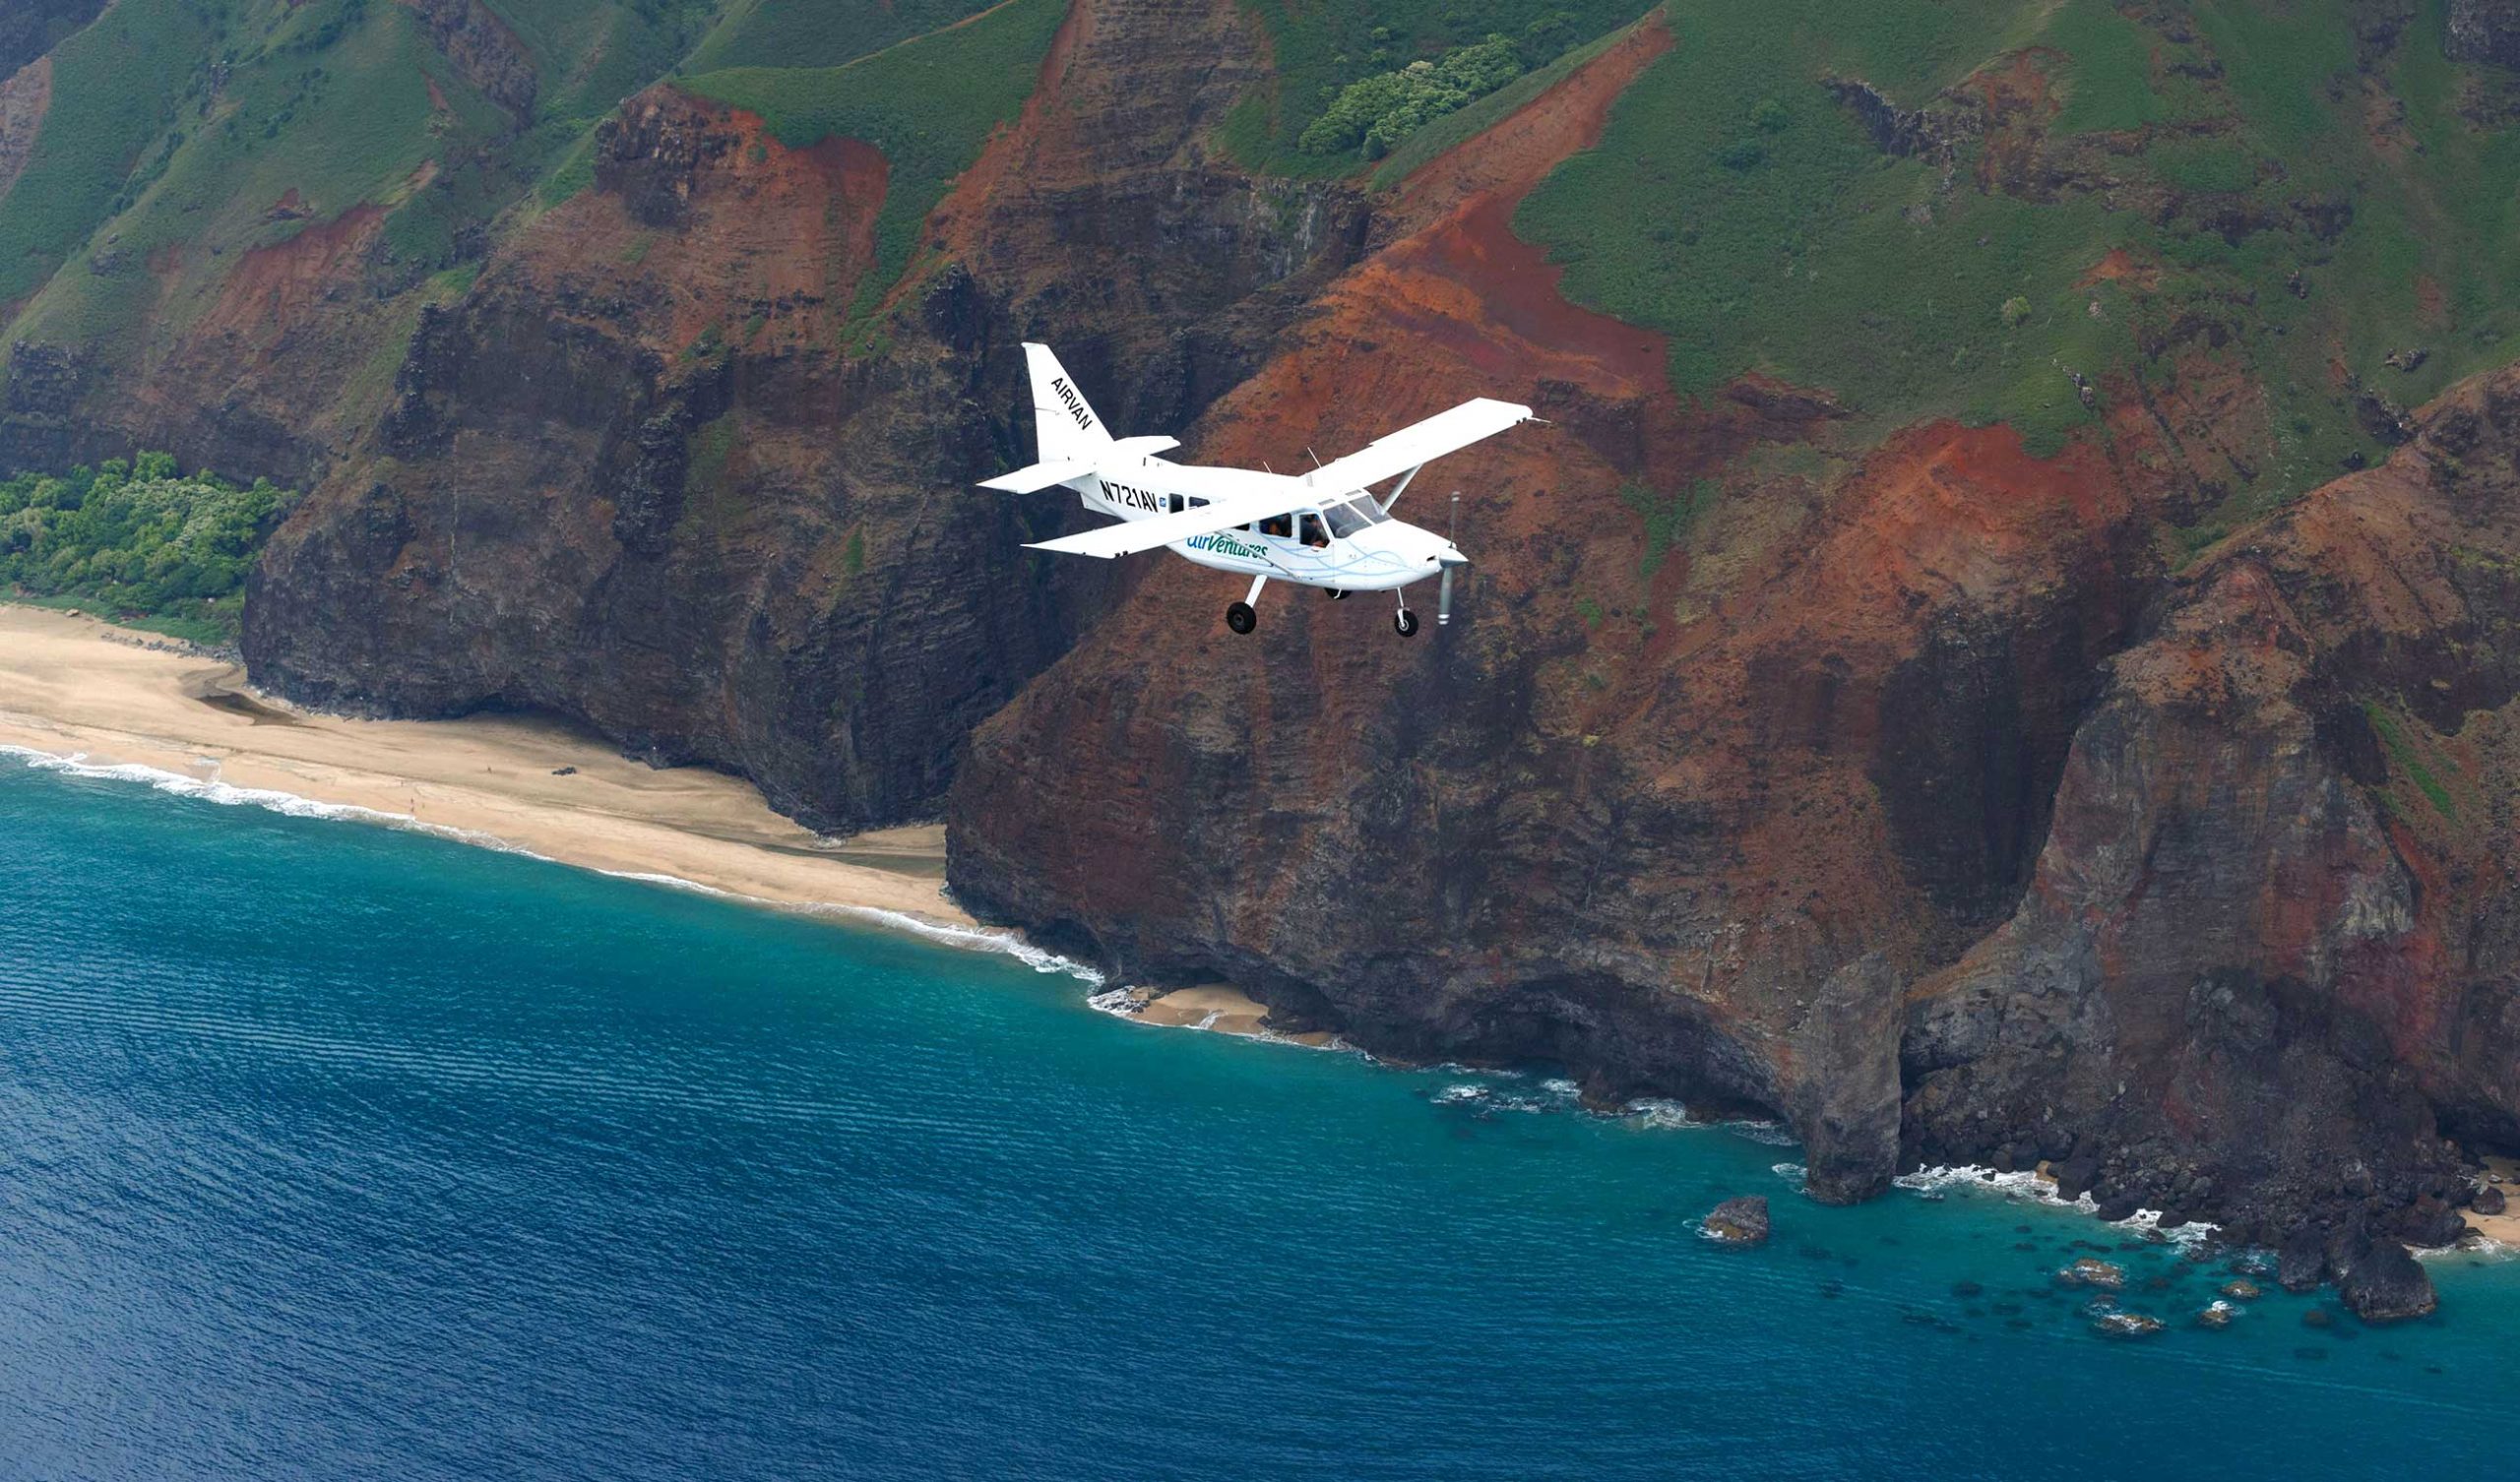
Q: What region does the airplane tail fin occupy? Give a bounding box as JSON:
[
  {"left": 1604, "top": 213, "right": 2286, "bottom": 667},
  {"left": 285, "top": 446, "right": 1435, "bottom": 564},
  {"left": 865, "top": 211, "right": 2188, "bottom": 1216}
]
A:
[{"left": 1024, "top": 342, "right": 1112, "bottom": 463}]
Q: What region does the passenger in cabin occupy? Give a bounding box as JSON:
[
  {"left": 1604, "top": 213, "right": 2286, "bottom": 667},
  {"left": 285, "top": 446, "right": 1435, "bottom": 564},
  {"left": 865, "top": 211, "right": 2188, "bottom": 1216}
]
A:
[
  {"left": 1300, "top": 513, "right": 1330, "bottom": 548},
  {"left": 1260, "top": 513, "right": 1292, "bottom": 538}
]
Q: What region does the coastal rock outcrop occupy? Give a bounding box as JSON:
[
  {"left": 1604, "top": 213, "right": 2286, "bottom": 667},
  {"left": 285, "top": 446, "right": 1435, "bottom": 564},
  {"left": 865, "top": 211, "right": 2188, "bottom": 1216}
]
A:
[{"left": 1702, "top": 1196, "right": 1771, "bottom": 1246}]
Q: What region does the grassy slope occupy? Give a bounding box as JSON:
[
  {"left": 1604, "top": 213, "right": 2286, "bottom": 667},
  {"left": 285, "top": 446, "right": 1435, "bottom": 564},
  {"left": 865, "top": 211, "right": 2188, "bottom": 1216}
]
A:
[
  {"left": 677, "top": 0, "right": 1068, "bottom": 311},
  {"left": 2, "top": 0, "right": 724, "bottom": 394},
  {"left": 1507, "top": 0, "right": 2520, "bottom": 483},
  {"left": 0, "top": 0, "right": 210, "bottom": 307},
  {"left": 683, "top": 0, "right": 999, "bottom": 73}
]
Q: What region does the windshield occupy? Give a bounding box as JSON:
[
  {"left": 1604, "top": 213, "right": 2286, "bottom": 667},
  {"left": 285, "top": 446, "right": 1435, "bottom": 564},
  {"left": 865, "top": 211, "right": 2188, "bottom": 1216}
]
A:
[{"left": 1321, "top": 497, "right": 1387, "bottom": 539}]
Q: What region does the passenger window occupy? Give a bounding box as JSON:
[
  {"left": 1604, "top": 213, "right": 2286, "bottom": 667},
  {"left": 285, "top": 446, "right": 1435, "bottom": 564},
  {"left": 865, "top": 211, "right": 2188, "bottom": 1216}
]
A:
[
  {"left": 1167, "top": 494, "right": 1185, "bottom": 514},
  {"left": 1300, "top": 514, "right": 1330, "bottom": 548},
  {"left": 1260, "top": 513, "right": 1292, "bottom": 538}
]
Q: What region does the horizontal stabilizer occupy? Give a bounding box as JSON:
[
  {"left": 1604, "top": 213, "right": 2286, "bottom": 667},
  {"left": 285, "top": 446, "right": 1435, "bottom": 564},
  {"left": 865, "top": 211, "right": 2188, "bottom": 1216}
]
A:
[
  {"left": 1026, "top": 486, "right": 1306, "bottom": 559},
  {"left": 1108, "top": 435, "right": 1181, "bottom": 459},
  {"left": 1304, "top": 397, "right": 1532, "bottom": 494},
  {"left": 978, "top": 459, "right": 1094, "bottom": 494}
]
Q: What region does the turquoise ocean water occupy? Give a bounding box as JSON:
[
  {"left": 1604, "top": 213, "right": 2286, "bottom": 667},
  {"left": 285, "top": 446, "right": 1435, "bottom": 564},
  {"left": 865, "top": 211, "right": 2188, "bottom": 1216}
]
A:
[{"left": 0, "top": 755, "right": 2512, "bottom": 1479}]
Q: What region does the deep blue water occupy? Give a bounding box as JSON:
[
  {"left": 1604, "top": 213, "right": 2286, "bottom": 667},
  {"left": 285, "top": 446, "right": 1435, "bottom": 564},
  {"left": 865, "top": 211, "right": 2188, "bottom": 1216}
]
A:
[{"left": 0, "top": 757, "right": 2513, "bottom": 1480}]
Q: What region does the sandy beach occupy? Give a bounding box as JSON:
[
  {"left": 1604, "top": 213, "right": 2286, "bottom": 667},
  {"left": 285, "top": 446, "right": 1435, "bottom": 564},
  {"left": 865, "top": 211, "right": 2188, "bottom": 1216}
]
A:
[{"left": 0, "top": 605, "right": 966, "bottom": 926}]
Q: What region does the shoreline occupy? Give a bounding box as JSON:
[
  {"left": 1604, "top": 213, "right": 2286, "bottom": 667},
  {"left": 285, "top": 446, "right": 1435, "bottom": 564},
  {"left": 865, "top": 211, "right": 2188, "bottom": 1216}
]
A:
[
  {"left": 10, "top": 607, "right": 2511, "bottom": 1270},
  {"left": 0, "top": 605, "right": 975, "bottom": 932}
]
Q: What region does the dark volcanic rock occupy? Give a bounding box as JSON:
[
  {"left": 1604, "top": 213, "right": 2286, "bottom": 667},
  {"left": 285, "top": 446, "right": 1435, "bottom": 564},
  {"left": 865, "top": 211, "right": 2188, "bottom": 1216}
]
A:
[
  {"left": 2446, "top": 0, "right": 2520, "bottom": 68},
  {"left": 2278, "top": 1227, "right": 2329, "bottom": 1294},
  {"left": 2475, "top": 1183, "right": 2507, "bottom": 1214},
  {"left": 2334, "top": 1233, "right": 2438, "bottom": 1322},
  {"left": 1703, "top": 1196, "right": 1771, "bottom": 1246},
  {"left": 247, "top": 0, "right": 1370, "bottom": 833}
]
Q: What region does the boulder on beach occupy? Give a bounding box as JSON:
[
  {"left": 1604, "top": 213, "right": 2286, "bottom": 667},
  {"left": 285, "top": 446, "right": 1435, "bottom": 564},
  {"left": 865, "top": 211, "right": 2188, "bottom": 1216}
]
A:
[
  {"left": 2057, "top": 1257, "right": 2126, "bottom": 1289},
  {"left": 2475, "top": 1184, "right": 2507, "bottom": 1215},
  {"left": 1702, "top": 1196, "right": 1770, "bottom": 1246}
]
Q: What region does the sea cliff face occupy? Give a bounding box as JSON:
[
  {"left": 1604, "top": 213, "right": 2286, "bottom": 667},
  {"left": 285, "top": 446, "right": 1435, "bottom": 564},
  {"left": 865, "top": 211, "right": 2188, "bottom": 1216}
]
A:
[
  {"left": 950, "top": 352, "right": 2520, "bottom": 1247},
  {"left": 244, "top": 0, "right": 1370, "bottom": 831}
]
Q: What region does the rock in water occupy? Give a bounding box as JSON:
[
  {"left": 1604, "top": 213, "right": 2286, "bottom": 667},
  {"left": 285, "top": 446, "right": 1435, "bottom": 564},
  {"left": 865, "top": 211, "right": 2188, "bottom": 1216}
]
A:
[
  {"left": 2337, "top": 1237, "right": 2438, "bottom": 1323},
  {"left": 2220, "top": 1278, "right": 2263, "bottom": 1302},
  {"left": 2057, "top": 1257, "right": 2125, "bottom": 1289},
  {"left": 2092, "top": 1312, "right": 2165, "bottom": 1338},
  {"left": 1702, "top": 1196, "right": 1771, "bottom": 1246},
  {"left": 2277, "top": 1226, "right": 2327, "bottom": 1293},
  {"left": 2194, "top": 1301, "right": 2237, "bottom": 1329}
]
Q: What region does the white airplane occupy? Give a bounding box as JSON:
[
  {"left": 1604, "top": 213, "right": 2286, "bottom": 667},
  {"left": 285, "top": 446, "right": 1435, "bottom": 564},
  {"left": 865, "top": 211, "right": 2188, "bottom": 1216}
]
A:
[{"left": 980, "top": 343, "right": 1532, "bottom": 637}]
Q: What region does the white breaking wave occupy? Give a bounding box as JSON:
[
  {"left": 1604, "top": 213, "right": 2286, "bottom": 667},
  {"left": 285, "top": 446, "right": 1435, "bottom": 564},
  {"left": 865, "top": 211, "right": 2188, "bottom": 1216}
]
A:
[
  {"left": 2415, "top": 1234, "right": 2513, "bottom": 1263},
  {"left": 1893, "top": 1163, "right": 2224, "bottom": 1245},
  {"left": 1896, "top": 1163, "right": 2099, "bottom": 1213},
  {"left": 0, "top": 744, "right": 1104, "bottom": 983},
  {"left": 1626, "top": 1097, "right": 1699, "bottom": 1131},
  {"left": 2, "top": 745, "right": 522, "bottom": 851}
]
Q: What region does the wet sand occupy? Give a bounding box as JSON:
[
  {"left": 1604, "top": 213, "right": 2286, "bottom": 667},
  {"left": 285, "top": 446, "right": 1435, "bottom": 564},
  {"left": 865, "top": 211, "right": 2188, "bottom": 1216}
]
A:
[
  {"left": 2469, "top": 1156, "right": 2520, "bottom": 1247},
  {"left": 0, "top": 606, "right": 964, "bottom": 925},
  {"left": 1103, "top": 982, "right": 1339, "bottom": 1047}
]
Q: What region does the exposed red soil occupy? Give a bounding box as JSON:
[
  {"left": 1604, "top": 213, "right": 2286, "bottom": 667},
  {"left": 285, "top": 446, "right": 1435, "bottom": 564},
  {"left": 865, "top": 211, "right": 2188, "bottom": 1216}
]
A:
[
  {"left": 508, "top": 93, "right": 889, "bottom": 355},
  {"left": 2077, "top": 247, "right": 2161, "bottom": 291},
  {"left": 924, "top": 0, "right": 1098, "bottom": 262},
  {"left": 185, "top": 206, "right": 386, "bottom": 364},
  {"left": 2416, "top": 273, "right": 2447, "bottom": 329}
]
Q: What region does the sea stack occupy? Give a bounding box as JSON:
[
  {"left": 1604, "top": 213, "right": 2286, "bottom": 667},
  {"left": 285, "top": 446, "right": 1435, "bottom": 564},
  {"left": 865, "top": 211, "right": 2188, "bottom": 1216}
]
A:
[{"left": 1703, "top": 1196, "right": 1771, "bottom": 1246}]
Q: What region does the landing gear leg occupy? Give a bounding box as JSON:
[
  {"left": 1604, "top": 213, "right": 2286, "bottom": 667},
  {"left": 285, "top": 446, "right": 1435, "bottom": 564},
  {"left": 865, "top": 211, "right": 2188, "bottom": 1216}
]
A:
[
  {"left": 1227, "top": 574, "right": 1266, "bottom": 635},
  {"left": 1327, "top": 587, "right": 1350, "bottom": 600},
  {"left": 1394, "top": 587, "right": 1419, "bottom": 638}
]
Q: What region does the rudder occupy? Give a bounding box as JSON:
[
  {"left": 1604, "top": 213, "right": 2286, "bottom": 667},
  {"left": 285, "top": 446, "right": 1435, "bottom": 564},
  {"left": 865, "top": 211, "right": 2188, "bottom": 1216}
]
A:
[{"left": 1024, "top": 343, "right": 1112, "bottom": 463}]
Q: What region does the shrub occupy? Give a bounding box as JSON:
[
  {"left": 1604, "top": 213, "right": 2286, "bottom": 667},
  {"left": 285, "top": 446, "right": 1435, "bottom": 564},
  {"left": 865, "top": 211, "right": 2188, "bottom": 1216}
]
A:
[
  {"left": 1298, "top": 34, "right": 1526, "bottom": 158},
  {"left": 0, "top": 456, "right": 297, "bottom": 641}
]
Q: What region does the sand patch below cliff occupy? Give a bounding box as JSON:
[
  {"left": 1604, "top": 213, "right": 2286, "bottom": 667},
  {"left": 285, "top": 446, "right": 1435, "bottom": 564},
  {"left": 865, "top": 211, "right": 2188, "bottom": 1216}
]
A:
[
  {"left": 1097, "top": 982, "right": 1338, "bottom": 1047},
  {"left": 0, "top": 605, "right": 964, "bottom": 927}
]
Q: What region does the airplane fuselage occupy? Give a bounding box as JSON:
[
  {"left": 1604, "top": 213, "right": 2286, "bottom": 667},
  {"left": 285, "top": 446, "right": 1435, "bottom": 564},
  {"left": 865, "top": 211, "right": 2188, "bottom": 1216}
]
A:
[{"left": 1063, "top": 461, "right": 1458, "bottom": 592}]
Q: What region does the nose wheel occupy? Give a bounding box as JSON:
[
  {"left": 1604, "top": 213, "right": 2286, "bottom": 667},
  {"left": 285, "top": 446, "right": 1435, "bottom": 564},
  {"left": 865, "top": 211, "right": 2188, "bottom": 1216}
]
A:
[
  {"left": 1393, "top": 608, "right": 1419, "bottom": 638},
  {"left": 1226, "top": 601, "right": 1257, "bottom": 635}
]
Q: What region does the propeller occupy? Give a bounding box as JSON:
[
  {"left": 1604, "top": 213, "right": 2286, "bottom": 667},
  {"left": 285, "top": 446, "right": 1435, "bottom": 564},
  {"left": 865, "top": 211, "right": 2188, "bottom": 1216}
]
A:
[{"left": 1438, "top": 491, "right": 1464, "bottom": 626}]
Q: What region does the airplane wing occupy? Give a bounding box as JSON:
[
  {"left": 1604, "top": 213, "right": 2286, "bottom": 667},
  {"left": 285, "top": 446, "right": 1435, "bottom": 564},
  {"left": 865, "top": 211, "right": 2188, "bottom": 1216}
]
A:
[
  {"left": 1026, "top": 486, "right": 1309, "bottom": 559},
  {"left": 1302, "top": 397, "right": 1533, "bottom": 494}
]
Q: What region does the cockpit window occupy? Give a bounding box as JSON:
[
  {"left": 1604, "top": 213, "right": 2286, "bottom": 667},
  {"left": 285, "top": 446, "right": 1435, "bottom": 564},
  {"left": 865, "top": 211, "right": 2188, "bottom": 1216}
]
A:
[{"left": 1321, "top": 497, "right": 1387, "bottom": 538}]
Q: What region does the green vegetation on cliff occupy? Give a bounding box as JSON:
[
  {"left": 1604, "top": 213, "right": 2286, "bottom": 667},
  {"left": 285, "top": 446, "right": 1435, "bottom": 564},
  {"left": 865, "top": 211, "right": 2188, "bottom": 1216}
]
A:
[
  {"left": 684, "top": 0, "right": 1002, "bottom": 73},
  {"left": 1514, "top": 0, "right": 2520, "bottom": 484},
  {"left": 1223, "top": 0, "right": 1648, "bottom": 175},
  {"left": 0, "top": 455, "right": 296, "bottom": 645},
  {"left": 0, "top": 0, "right": 211, "bottom": 307}
]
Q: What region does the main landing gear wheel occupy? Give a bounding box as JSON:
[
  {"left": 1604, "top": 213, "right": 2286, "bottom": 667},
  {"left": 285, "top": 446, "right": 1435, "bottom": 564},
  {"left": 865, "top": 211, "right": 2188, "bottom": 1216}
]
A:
[
  {"left": 1226, "top": 601, "right": 1258, "bottom": 635},
  {"left": 1393, "top": 608, "right": 1420, "bottom": 638}
]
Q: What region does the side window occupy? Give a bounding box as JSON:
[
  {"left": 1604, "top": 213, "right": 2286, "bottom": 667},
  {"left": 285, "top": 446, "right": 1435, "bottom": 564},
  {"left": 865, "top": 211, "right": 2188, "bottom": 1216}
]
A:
[
  {"left": 1167, "top": 493, "right": 1185, "bottom": 514},
  {"left": 1299, "top": 513, "right": 1329, "bottom": 548},
  {"left": 1260, "top": 513, "right": 1292, "bottom": 538}
]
